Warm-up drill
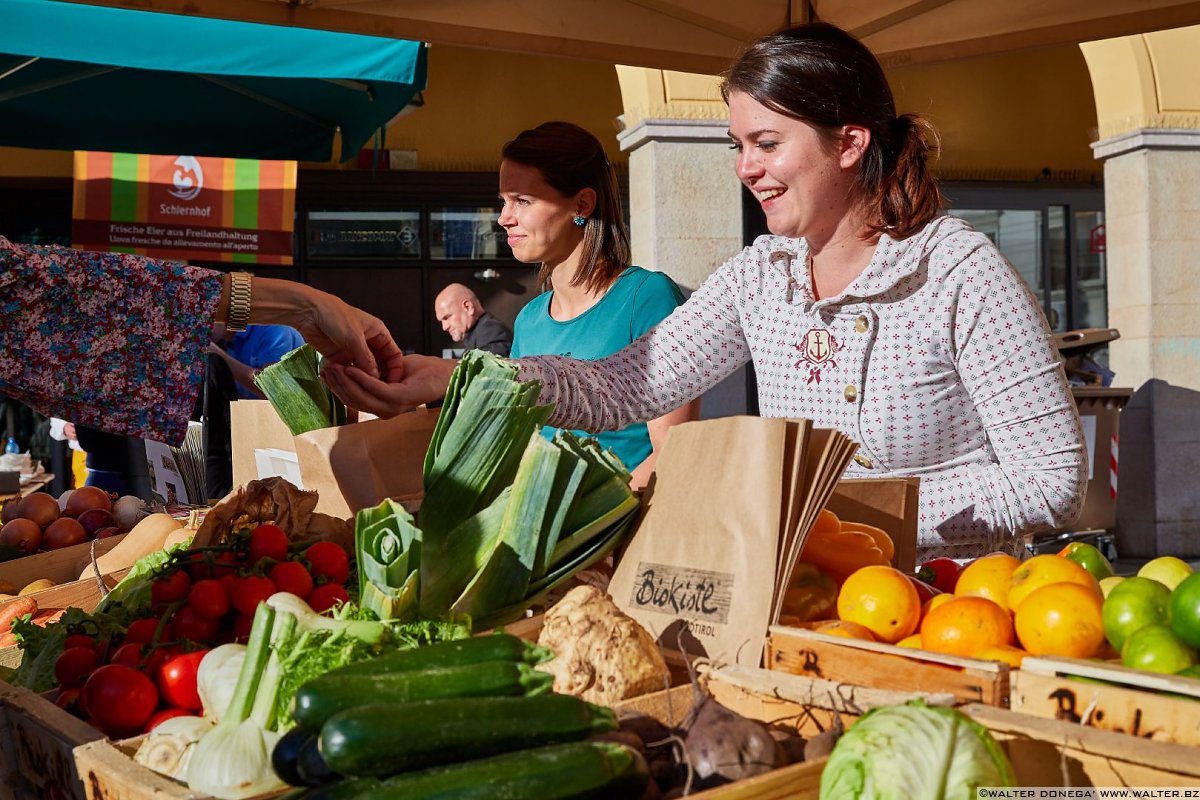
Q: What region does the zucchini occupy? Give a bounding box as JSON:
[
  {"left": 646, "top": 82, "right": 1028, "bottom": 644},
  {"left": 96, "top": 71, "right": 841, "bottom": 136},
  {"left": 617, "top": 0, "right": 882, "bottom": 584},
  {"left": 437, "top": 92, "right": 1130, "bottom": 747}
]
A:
[
  {"left": 346, "top": 741, "right": 649, "bottom": 800},
  {"left": 293, "top": 661, "right": 553, "bottom": 731},
  {"left": 294, "top": 779, "right": 380, "bottom": 800},
  {"left": 319, "top": 694, "right": 616, "bottom": 777},
  {"left": 326, "top": 633, "right": 550, "bottom": 678}
]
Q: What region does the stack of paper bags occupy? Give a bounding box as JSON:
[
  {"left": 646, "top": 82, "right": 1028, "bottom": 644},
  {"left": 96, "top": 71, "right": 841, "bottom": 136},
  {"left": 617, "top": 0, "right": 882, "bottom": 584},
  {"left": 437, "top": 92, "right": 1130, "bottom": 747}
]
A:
[{"left": 608, "top": 416, "right": 857, "bottom": 667}]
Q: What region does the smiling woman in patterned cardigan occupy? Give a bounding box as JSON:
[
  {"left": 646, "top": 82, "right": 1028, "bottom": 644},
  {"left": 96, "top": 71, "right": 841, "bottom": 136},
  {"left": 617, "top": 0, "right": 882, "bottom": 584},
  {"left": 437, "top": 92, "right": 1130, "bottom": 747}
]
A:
[{"left": 325, "top": 22, "right": 1086, "bottom": 561}]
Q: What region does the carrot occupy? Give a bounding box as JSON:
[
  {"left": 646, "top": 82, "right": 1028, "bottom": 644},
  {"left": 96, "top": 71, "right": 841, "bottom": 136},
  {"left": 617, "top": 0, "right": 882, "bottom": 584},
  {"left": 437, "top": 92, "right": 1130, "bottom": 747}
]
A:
[{"left": 0, "top": 597, "right": 38, "bottom": 635}]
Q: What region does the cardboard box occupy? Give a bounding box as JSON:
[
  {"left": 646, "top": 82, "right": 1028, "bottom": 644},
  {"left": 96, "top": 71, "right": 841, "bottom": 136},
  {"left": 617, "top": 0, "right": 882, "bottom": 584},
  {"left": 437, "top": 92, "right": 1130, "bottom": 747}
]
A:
[
  {"left": 229, "top": 400, "right": 436, "bottom": 519},
  {"left": 1070, "top": 386, "right": 1133, "bottom": 532},
  {"left": 0, "top": 534, "right": 128, "bottom": 596}
]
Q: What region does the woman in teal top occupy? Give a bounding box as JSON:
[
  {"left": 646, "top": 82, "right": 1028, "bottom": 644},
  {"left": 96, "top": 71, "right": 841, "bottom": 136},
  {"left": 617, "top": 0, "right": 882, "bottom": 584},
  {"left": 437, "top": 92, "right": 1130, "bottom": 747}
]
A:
[{"left": 501, "top": 122, "right": 698, "bottom": 489}]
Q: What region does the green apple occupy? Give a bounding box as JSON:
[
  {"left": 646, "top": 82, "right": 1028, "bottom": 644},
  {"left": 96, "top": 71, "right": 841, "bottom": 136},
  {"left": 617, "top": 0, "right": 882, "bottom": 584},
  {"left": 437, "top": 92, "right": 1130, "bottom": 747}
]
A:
[{"left": 1138, "top": 556, "right": 1195, "bottom": 591}]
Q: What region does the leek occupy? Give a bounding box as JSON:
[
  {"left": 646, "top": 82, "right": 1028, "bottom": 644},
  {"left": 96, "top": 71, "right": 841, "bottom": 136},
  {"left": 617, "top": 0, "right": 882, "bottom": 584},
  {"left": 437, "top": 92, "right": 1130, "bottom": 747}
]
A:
[
  {"left": 254, "top": 344, "right": 348, "bottom": 435},
  {"left": 354, "top": 499, "right": 422, "bottom": 621}
]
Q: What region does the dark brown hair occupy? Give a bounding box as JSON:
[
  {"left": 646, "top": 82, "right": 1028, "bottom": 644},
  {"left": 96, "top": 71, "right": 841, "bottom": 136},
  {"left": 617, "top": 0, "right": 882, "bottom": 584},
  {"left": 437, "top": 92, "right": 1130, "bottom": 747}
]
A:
[
  {"left": 501, "top": 121, "right": 630, "bottom": 293},
  {"left": 721, "top": 23, "right": 944, "bottom": 239}
]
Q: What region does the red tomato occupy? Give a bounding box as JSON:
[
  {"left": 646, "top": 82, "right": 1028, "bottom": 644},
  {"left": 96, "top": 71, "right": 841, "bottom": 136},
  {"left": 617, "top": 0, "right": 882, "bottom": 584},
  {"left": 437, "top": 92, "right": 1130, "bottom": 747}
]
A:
[
  {"left": 54, "top": 647, "right": 99, "bottom": 689},
  {"left": 232, "top": 613, "right": 255, "bottom": 643},
  {"left": 55, "top": 687, "right": 82, "bottom": 714},
  {"left": 269, "top": 561, "right": 313, "bottom": 599},
  {"left": 151, "top": 570, "right": 192, "bottom": 606},
  {"left": 124, "top": 617, "right": 163, "bottom": 645},
  {"left": 82, "top": 665, "right": 159, "bottom": 733},
  {"left": 907, "top": 574, "right": 942, "bottom": 606},
  {"left": 144, "top": 707, "right": 192, "bottom": 733},
  {"left": 308, "top": 583, "right": 350, "bottom": 614},
  {"left": 63, "top": 634, "right": 97, "bottom": 651},
  {"left": 230, "top": 575, "right": 276, "bottom": 616},
  {"left": 188, "top": 579, "right": 231, "bottom": 620},
  {"left": 917, "top": 557, "right": 963, "bottom": 594},
  {"left": 171, "top": 606, "right": 220, "bottom": 644},
  {"left": 305, "top": 542, "right": 350, "bottom": 586},
  {"left": 109, "top": 643, "right": 145, "bottom": 668},
  {"left": 143, "top": 645, "right": 179, "bottom": 680},
  {"left": 157, "top": 649, "right": 207, "bottom": 710},
  {"left": 249, "top": 524, "right": 289, "bottom": 564}
]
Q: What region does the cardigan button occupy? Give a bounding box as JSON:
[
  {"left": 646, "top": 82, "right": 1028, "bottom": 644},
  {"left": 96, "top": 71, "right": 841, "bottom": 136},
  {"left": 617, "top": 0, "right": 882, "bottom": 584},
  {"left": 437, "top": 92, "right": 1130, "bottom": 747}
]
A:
[
  {"left": 844, "top": 385, "right": 858, "bottom": 403},
  {"left": 855, "top": 315, "right": 869, "bottom": 333},
  {"left": 853, "top": 453, "right": 873, "bottom": 469}
]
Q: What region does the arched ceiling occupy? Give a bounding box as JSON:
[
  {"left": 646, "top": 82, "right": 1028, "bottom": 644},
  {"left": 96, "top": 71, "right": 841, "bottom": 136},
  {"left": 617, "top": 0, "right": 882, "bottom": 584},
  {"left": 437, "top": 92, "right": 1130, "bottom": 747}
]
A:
[{"left": 57, "top": 0, "right": 1200, "bottom": 72}]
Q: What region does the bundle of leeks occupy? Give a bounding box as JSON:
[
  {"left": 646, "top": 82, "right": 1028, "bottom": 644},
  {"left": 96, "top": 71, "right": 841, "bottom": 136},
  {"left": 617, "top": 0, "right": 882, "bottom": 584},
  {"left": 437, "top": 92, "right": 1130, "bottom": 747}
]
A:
[
  {"left": 253, "top": 344, "right": 349, "bottom": 435},
  {"left": 353, "top": 351, "right": 640, "bottom": 629}
]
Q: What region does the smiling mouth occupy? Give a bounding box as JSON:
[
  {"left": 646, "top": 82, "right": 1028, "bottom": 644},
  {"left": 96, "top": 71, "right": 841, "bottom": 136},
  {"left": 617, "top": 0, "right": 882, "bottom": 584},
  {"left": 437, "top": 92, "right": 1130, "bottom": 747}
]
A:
[{"left": 754, "top": 188, "right": 785, "bottom": 202}]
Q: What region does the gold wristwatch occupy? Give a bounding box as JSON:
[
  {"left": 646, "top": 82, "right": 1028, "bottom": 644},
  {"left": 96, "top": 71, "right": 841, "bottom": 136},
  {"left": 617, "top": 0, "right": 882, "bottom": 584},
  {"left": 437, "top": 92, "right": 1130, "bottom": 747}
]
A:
[{"left": 226, "top": 271, "right": 253, "bottom": 332}]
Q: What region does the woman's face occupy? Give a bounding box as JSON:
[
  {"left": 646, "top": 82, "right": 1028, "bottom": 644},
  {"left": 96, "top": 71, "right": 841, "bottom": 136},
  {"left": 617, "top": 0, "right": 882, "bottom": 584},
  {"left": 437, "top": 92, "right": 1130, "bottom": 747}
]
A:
[
  {"left": 727, "top": 90, "right": 858, "bottom": 239},
  {"left": 498, "top": 160, "right": 584, "bottom": 267}
]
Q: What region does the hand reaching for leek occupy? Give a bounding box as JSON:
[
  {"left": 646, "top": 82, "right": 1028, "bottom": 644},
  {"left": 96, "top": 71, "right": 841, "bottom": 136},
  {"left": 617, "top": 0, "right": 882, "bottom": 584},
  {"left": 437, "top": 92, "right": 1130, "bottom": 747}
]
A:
[
  {"left": 241, "top": 277, "right": 403, "bottom": 381},
  {"left": 323, "top": 354, "right": 458, "bottom": 417}
]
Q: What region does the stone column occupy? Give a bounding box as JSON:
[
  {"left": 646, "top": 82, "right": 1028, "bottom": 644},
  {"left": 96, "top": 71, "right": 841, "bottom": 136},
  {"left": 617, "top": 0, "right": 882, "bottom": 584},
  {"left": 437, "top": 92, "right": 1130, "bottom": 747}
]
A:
[
  {"left": 1084, "top": 28, "right": 1200, "bottom": 557},
  {"left": 615, "top": 67, "right": 748, "bottom": 416}
]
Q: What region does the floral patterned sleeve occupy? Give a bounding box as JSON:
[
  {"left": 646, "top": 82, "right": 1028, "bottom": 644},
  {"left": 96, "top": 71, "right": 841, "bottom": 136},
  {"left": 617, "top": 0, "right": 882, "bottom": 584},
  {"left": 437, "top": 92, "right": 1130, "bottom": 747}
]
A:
[{"left": 0, "top": 236, "right": 222, "bottom": 445}]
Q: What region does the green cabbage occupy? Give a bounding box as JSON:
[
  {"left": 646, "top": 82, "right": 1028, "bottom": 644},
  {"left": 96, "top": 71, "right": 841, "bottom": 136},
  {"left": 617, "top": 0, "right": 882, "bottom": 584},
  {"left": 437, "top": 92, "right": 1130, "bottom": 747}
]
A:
[{"left": 820, "top": 700, "right": 1017, "bottom": 800}]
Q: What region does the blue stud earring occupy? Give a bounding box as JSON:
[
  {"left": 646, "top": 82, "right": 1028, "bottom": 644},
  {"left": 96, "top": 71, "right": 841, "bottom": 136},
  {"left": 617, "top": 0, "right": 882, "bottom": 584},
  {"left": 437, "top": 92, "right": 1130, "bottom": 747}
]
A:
[{"left": 573, "top": 215, "right": 586, "bottom": 227}]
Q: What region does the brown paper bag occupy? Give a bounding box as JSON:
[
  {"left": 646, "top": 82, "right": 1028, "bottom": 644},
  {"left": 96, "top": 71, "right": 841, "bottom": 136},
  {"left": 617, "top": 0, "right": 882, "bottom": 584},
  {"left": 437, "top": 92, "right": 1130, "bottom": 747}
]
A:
[
  {"left": 608, "top": 417, "right": 789, "bottom": 667},
  {"left": 230, "top": 400, "right": 436, "bottom": 519}
]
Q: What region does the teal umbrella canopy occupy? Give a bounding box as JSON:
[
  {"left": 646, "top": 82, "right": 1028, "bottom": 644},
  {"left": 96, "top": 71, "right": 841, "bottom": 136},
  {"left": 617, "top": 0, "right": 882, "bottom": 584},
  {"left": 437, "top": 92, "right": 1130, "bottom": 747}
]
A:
[{"left": 0, "top": 0, "right": 427, "bottom": 161}]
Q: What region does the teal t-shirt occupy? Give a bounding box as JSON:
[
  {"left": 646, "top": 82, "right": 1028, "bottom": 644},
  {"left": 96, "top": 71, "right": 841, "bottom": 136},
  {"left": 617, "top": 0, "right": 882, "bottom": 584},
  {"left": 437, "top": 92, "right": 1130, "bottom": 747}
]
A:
[{"left": 511, "top": 266, "right": 684, "bottom": 471}]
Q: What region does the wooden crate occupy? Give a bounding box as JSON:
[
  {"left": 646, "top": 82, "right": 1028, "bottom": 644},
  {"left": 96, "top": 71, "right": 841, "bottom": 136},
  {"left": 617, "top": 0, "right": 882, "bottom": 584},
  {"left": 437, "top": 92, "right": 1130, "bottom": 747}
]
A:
[
  {"left": 0, "top": 681, "right": 104, "bottom": 800},
  {"left": 1012, "top": 655, "right": 1200, "bottom": 744},
  {"left": 0, "top": 571, "right": 128, "bottom": 669},
  {"left": 766, "top": 624, "right": 1010, "bottom": 706},
  {"left": 0, "top": 534, "right": 129, "bottom": 596},
  {"left": 965, "top": 703, "right": 1200, "bottom": 786}
]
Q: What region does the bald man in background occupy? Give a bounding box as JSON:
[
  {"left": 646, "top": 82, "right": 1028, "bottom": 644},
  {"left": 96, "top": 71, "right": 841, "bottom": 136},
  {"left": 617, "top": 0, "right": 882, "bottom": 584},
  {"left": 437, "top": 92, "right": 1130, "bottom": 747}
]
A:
[{"left": 434, "top": 283, "right": 513, "bottom": 356}]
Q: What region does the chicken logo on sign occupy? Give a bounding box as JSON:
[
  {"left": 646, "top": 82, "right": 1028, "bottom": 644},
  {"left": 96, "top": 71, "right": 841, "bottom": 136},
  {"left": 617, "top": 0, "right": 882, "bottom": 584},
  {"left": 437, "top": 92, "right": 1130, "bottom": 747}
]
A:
[{"left": 169, "top": 156, "right": 203, "bottom": 202}]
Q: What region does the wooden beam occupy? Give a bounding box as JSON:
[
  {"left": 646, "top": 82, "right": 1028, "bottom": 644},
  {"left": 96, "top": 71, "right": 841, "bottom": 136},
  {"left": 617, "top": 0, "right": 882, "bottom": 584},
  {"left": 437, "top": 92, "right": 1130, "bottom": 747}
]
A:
[{"left": 848, "top": 0, "right": 957, "bottom": 39}]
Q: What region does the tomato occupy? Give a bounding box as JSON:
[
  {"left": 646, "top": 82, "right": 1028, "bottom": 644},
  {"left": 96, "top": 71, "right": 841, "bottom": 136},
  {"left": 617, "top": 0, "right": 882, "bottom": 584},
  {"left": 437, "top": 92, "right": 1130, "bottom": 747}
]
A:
[
  {"left": 230, "top": 575, "right": 276, "bottom": 615},
  {"left": 171, "top": 606, "right": 219, "bottom": 644},
  {"left": 269, "top": 561, "right": 313, "bottom": 599},
  {"left": 124, "top": 617, "right": 163, "bottom": 645},
  {"left": 82, "top": 664, "right": 159, "bottom": 733},
  {"left": 63, "top": 634, "right": 97, "bottom": 651},
  {"left": 151, "top": 570, "right": 191, "bottom": 606},
  {"left": 917, "top": 557, "right": 962, "bottom": 594},
  {"left": 144, "top": 707, "right": 192, "bottom": 733},
  {"left": 55, "top": 687, "right": 82, "bottom": 714},
  {"left": 188, "top": 579, "right": 231, "bottom": 620},
  {"left": 249, "top": 524, "right": 289, "bottom": 564},
  {"left": 907, "top": 574, "right": 942, "bottom": 606},
  {"left": 305, "top": 542, "right": 350, "bottom": 585},
  {"left": 109, "top": 643, "right": 145, "bottom": 668},
  {"left": 143, "top": 645, "right": 179, "bottom": 680},
  {"left": 54, "top": 647, "right": 99, "bottom": 689},
  {"left": 308, "top": 583, "right": 350, "bottom": 614},
  {"left": 157, "top": 649, "right": 207, "bottom": 710}
]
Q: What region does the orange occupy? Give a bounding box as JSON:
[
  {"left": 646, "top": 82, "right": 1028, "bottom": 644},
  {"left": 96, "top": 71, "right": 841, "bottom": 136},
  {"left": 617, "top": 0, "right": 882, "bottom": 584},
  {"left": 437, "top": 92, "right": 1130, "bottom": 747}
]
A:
[
  {"left": 921, "top": 593, "right": 956, "bottom": 619},
  {"left": 1008, "top": 555, "right": 1101, "bottom": 613},
  {"left": 955, "top": 553, "right": 1022, "bottom": 612},
  {"left": 920, "top": 596, "right": 1014, "bottom": 656},
  {"left": 813, "top": 619, "right": 877, "bottom": 642},
  {"left": 978, "top": 645, "right": 1029, "bottom": 668},
  {"left": 1013, "top": 581, "right": 1105, "bottom": 658},
  {"left": 836, "top": 565, "right": 921, "bottom": 643},
  {"left": 896, "top": 633, "right": 923, "bottom": 649}
]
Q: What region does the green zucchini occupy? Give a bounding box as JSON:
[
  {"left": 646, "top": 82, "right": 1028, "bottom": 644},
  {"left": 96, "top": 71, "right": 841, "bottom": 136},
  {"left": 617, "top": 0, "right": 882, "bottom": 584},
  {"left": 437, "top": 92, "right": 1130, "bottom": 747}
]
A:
[
  {"left": 294, "top": 778, "right": 380, "bottom": 800},
  {"left": 326, "top": 633, "right": 551, "bottom": 679},
  {"left": 293, "top": 661, "right": 554, "bottom": 731},
  {"left": 319, "top": 694, "right": 617, "bottom": 777},
  {"left": 345, "top": 741, "right": 649, "bottom": 800}
]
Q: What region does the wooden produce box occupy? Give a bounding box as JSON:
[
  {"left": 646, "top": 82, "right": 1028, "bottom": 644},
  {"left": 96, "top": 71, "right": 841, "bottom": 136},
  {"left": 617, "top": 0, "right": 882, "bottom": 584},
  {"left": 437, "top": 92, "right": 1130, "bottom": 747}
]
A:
[
  {"left": 964, "top": 703, "right": 1200, "bottom": 787},
  {"left": 0, "top": 534, "right": 129, "bottom": 596},
  {"left": 1012, "top": 655, "right": 1200, "bottom": 744},
  {"left": 766, "top": 624, "right": 1010, "bottom": 707},
  {"left": 0, "top": 681, "right": 104, "bottom": 800},
  {"left": 0, "top": 572, "right": 127, "bottom": 670}
]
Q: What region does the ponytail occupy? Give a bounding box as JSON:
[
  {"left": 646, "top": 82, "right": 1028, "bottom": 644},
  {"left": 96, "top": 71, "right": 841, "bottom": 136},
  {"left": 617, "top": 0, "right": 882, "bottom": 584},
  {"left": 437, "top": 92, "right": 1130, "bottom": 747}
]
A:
[{"left": 866, "top": 114, "right": 945, "bottom": 239}]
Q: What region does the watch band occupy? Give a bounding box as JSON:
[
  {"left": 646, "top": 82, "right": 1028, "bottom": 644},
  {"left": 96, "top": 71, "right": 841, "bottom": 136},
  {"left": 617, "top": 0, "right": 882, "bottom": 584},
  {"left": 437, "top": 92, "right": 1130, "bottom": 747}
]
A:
[{"left": 226, "top": 271, "right": 253, "bottom": 332}]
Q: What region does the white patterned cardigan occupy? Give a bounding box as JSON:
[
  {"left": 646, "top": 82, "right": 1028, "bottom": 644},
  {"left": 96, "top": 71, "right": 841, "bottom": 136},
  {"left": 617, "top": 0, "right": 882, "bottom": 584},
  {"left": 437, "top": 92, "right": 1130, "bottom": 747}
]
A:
[{"left": 518, "top": 216, "right": 1087, "bottom": 561}]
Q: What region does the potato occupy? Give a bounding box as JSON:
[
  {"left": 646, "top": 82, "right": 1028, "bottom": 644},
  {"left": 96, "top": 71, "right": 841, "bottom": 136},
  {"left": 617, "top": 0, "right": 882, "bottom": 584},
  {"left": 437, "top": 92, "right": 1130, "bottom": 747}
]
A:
[{"left": 19, "top": 578, "right": 55, "bottom": 595}]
